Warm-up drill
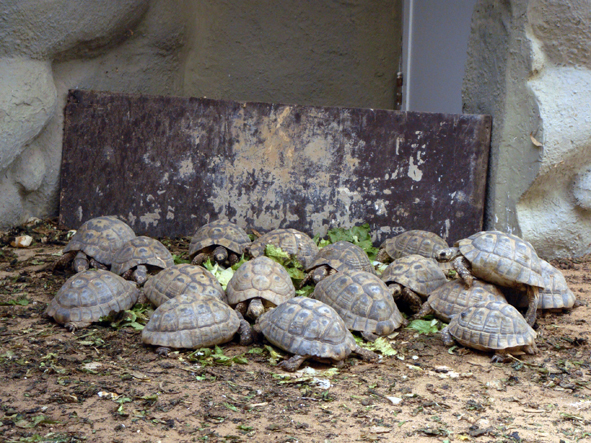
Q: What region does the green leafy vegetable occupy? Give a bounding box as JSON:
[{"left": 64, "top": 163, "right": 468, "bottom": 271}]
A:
[
  {"left": 203, "top": 259, "right": 235, "bottom": 290},
  {"left": 187, "top": 345, "right": 248, "bottom": 366},
  {"left": 407, "top": 318, "right": 443, "bottom": 335},
  {"left": 264, "top": 244, "right": 306, "bottom": 285},
  {"left": 172, "top": 254, "right": 191, "bottom": 265},
  {"left": 354, "top": 335, "right": 397, "bottom": 356},
  {"left": 315, "top": 223, "right": 379, "bottom": 260}
]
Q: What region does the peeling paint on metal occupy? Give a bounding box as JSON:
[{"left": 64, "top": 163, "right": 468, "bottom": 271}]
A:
[{"left": 140, "top": 209, "right": 161, "bottom": 227}]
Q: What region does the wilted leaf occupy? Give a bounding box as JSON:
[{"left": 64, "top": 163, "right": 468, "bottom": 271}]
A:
[{"left": 407, "top": 319, "right": 442, "bottom": 335}]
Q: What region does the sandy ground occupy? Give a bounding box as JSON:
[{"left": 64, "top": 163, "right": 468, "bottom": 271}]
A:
[{"left": 0, "top": 220, "right": 589, "bottom": 443}]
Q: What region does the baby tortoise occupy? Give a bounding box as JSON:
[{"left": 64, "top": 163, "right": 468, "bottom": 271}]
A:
[{"left": 189, "top": 219, "right": 251, "bottom": 267}]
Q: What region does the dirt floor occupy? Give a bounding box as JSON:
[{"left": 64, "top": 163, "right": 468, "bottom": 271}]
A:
[{"left": 0, "top": 219, "right": 589, "bottom": 443}]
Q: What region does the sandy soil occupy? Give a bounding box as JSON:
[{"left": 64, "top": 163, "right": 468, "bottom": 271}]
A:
[{"left": 0, "top": 220, "right": 589, "bottom": 443}]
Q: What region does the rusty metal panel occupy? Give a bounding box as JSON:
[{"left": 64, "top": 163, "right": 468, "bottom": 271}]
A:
[{"left": 59, "top": 90, "right": 491, "bottom": 244}]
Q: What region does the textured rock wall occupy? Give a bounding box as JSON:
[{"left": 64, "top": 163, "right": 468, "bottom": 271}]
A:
[
  {"left": 0, "top": 0, "right": 402, "bottom": 229},
  {"left": 463, "top": 0, "right": 591, "bottom": 259}
]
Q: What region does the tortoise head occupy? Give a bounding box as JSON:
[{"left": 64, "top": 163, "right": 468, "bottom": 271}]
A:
[
  {"left": 213, "top": 245, "right": 228, "bottom": 263},
  {"left": 436, "top": 247, "right": 459, "bottom": 263}
]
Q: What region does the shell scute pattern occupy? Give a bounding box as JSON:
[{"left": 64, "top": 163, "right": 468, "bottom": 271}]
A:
[
  {"left": 449, "top": 301, "right": 536, "bottom": 351},
  {"left": 227, "top": 257, "right": 295, "bottom": 306},
  {"left": 189, "top": 219, "right": 251, "bottom": 257},
  {"left": 111, "top": 236, "right": 174, "bottom": 275},
  {"left": 249, "top": 228, "right": 319, "bottom": 268},
  {"left": 142, "top": 293, "right": 240, "bottom": 349},
  {"left": 307, "top": 241, "right": 374, "bottom": 274},
  {"left": 143, "top": 264, "right": 226, "bottom": 307},
  {"left": 458, "top": 231, "right": 543, "bottom": 289},
  {"left": 381, "top": 254, "right": 447, "bottom": 296},
  {"left": 45, "top": 270, "right": 139, "bottom": 327},
  {"left": 380, "top": 230, "right": 448, "bottom": 260},
  {"left": 538, "top": 260, "right": 576, "bottom": 309},
  {"left": 64, "top": 216, "right": 135, "bottom": 265},
  {"left": 258, "top": 297, "right": 355, "bottom": 360}
]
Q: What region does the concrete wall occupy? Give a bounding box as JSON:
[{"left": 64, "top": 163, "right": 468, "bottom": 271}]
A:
[
  {"left": 463, "top": 0, "right": 591, "bottom": 259},
  {"left": 0, "top": 0, "right": 403, "bottom": 229}
]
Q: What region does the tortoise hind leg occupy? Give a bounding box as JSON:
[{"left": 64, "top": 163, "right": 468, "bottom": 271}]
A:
[
  {"left": 352, "top": 345, "right": 379, "bottom": 362},
  {"left": 278, "top": 354, "right": 308, "bottom": 372},
  {"left": 524, "top": 286, "right": 540, "bottom": 327},
  {"left": 53, "top": 251, "right": 77, "bottom": 272}
]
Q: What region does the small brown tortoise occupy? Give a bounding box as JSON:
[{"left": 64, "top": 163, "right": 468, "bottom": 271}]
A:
[
  {"left": 255, "top": 297, "right": 378, "bottom": 371},
  {"left": 111, "top": 236, "right": 174, "bottom": 285},
  {"left": 437, "top": 231, "right": 544, "bottom": 326},
  {"left": 54, "top": 216, "right": 136, "bottom": 272},
  {"left": 377, "top": 230, "right": 449, "bottom": 263},
  {"left": 303, "top": 241, "right": 375, "bottom": 285},
  {"left": 45, "top": 269, "right": 140, "bottom": 331},
  {"left": 440, "top": 300, "right": 537, "bottom": 362},
  {"left": 189, "top": 219, "right": 251, "bottom": 267},
  {"left": 246, "top": 228, "right": 319, "bottom": 269}
]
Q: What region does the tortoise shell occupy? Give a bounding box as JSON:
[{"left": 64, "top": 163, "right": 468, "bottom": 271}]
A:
[
  {"left": 63, "top": 216, "right": 136, "bottom": 266},
  {"left": 143, "top": 264, "right": 226, "bottom": 307},
  {"left": 378, "top": 230, "right": 448, "bottom": 262},
  {"left": 538, "top": 259, "right": 577, "bottom": 310},
  {"left": 448, "top": 301, "right": 536, "bottom": 352},
  {"left": 425, "top": 279, "right": 506, "bottom": 322},
  {"left": 111, "top": 236, "right": 174, "bottom": 276},
  {"left": 381, "top": 254, "right": 447, "bottom": 296},
  {"left": 257, "top": 297, "right": 357, "bottom": 362},
  {"left": 189, "top": 219, "right": 251, "bottom": 258},
  {"left": 248, "top": 228, "right": 319, "bottom": 268},
  {"left": 313, "top": 270, "right": 404, "bottom": 336},
  {"left": 306, "top": 241, "right": 375, "bottom": 274},
  {"left": 45, "top": 269, "right": 139, "bottom": 327},
  {"left": 226, "top": 256, "right": 295, "bottom": 306},
  {"left": 142, "top": 293, "right": 240, "bottom": 349},
  {"left": 456, "top": 231, "right": 544, "bottom": 289}
]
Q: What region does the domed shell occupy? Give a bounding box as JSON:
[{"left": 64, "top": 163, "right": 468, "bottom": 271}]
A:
[
  {"left": 142, "top": 293, "right": 240, "bottom": 349},
  {"left": 379, "top": 230, "right": 448, "bottom": 262},
  {"left": 537, "top": 260, "right": 576, "bottom": 310},
  {"left": 248, "top": 228, "right": 319, "bottom": 268},
  {"left": 189, "top": 219, "right": 251, "bottom": 258},
  {"left": 226, "top": 256, "right": 295, "bottom": 306},
  {"left": 381, "top": 254, "right": 447, "bottom": 296},
  {"left": 456, "top": 231, "right": 544, "bottom": 289},
  {"left": 111, "top": 236, "right": 174, "bottom": 276},
  {"left": 63, "top": 216, "right": 136, "bottom": 266},
  {"left": 306, "top": 241, "right": 375, "bottom": 274},
  {"left": 313, "top": 270, "right": 404, "bottom": 336},
  {"left": 143, "top": 264, "right": 226, "bottom": 307},
  {"left": 257, "top": 297, "right": 356, "bottom": 361},
  {"left": 45, "top": 269, "right": 139, "bottom": 327},
  {"left": 448, "top": 301, "right": 536, "bottom": 352},
  {"left": 426, "top": 279, "right": 506, "bottom": 322}
]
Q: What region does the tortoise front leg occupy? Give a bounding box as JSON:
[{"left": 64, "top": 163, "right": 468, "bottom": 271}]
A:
[
  {"left": 53, "top": 251, "right": 77, "bottom": 272},
  {"left": 524, "top": 286, "right": 540, "bottom": 327},
  {"left": 411, "top": 301, "right": 435, "bottom": 320},
  {"left": 361, "top": 331, "right": 379, "bottom": 342},
  {"left": 400, "top": 287, "right": 423, "bottom": 313},
  {"left": 191, "top": 252, "right": 210, "bottom": 266},
  {"left": 352, "top": 345, "right": 379, "bottom": 362},
  {"left": 236, "top": 311, "right": 254, "bottom": 346},
  {"left": 72, "top": 251, "right": 90, "bottom": 273},
  {"left": 89, "top": 258, "right": 108, "bottom": 270},
  {"left": 278, "top": 354, "right": 308, "bottom": 372},
  {"left": 440, "top": 326, "right": 455, "bottom": 347},
  {"left": 453, "top": 256, "right": 473, "bottom": 288}
]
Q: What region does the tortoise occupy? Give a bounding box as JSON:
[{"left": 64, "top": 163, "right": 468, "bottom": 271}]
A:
[
  {"left": 440, "top": 300, "right": 537, "bottom": 362},
  {"left": 189, "top": 219, "right": 251, "bottom": 267},
  {"left": 303, "top": 241, "right": 375, "bottom": 285},
  {"left": 111, "top": 236, "right": 174, "bottom": 285},
  {"left": 413, "top": 279, "right": 507, "bottom": 322},
  {"left": 246, "top": 228, "right": 319, "bottom": 269},
  {"left": 45, "top": 269, "right": 140, "bottom": 331},
  {"left": 313, "top": 270, "right": 406, "bottom": 341},
  {"left": 377, "top": 230, "right": 448, "bottom": 263},
  {"left": 142, "top": 293, "right": 253, "bottom": 355},
  {"left": 54, "top": 216, "right": 136, "bottom": 272},
  {"left": 254, "top": 297, "right": 378, "bottom": 371},
  {"left": 437, "top": 231, "right": 544, "bottom": 326},
  {"left": 381, "top": 254, "right": 448, "bottom": 313},
  {"left": 226, "top": 256, "right": 295, "bottom": 319},
  {"left": 503, "top": 259, "right": 579, "bottom": 313},
  {"left": 143, "top": 263, "right": 226, "bottom": 307}
]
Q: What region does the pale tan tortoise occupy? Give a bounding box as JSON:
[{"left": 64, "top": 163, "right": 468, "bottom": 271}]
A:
[
  {"left": 503, "top": 259, "right": 580, "bottom": 313},
  {"left": 226, "top": 256, "right": 295, "bottom": 320},
  {"left": 381, "top": 254, "right": 448, "bottom": 313},
  {"left": 143, "top": 263, "right": 226, "bottom": 307},
  {"left": 440, "top": 300, "right": 537, "bottom": 362},
  {"left": 437, "top": 231, "right": 544, "bottom": 326},
  {"left": 313, "top": 270, "right": 406, "bottom": 341},
  {"left": 142, "top": 293, "right": 253, "bottom": 355},
  {"left": 111, "top": 236, "right": 174, "bottom": 285},
  {"left": 45, "top": 269, "right": 140, "bottom": 331},
  {"left": 254, "top": 297, "right": 378, "bottom": 372},
  {"left": 303, "top": 241, "right": 375, "bottom": 285},
  {"left": 189, "top": 219, "right": 251, "bottom": 267},
  {"left": 413, "top": 279, "right": 507, "bottom": 322},
  {"left": 54, "top": 216, "right": 136, "bottom": 272},
  {"left": 246, "top": 228, "right": 319, "bottom": 268}
]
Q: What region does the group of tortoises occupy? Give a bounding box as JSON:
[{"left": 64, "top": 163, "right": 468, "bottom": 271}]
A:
[{"left": 46, "top": 216, "right": 579, "bottom": 371}]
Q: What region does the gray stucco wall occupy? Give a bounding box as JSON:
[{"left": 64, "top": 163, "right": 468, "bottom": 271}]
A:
[{"left": 0, "top": 0, "right": 403, "bottom": 230}]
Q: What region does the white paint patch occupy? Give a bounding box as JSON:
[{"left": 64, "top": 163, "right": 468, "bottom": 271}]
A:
[
  {"left": 127, "top": 212, "right": 137, "bottom": 225},
  {"left": 77, "top": 206, "right": 83, "bottom": 222},
  {"left": 396, "top": 138, "right": 401, "bottom": 156},
  {"left": 161, "top": 172, "right": 169, "bottom": 184},
  {"left": 408, "top": 156, "right": 423, "bottom": 181},
  {"left": 140, "top": 209, "right": 161, "bottom": 227},
  {"left": 166, "top": 206, "right": 175, "bottom": 220},
  {"left": 146, "top": 194, "right": 155, "bottom": 203},
  {"left": 374, "top": 199, "right": 387, "bottom": 216},
  {"left": 443, "top": 219, "right": 451, "bottom": 240},
  {"left": 157, "top": 189, "right": 166, "bottom": 195},
  {"left": 179, "top": 159, "right": 195, "bottom": 178},
  {"left": 383, "top": 189, "right": 392, "bottom": 195}
]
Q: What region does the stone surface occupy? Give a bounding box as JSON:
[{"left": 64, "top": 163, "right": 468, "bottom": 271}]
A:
[{"left": 59, "top": 90, "right": 491, "bottom": 243}]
